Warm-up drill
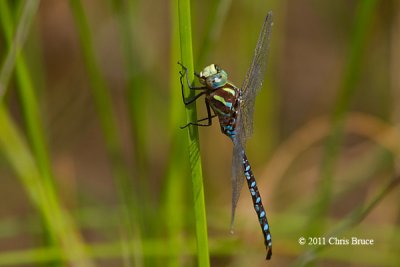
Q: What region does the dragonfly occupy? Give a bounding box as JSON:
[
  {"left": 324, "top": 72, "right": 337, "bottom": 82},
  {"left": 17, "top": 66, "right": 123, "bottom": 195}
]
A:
[{"left": 179, "top": 11, "right": 273, "bottom": 260}]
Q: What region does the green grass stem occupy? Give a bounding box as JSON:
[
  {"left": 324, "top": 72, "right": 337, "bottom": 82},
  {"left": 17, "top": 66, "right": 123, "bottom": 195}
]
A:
[
  {"left": 0, "top": 2, "right": 63, "bottom": 266},
  {"left": 69, "top": 0, "right": 142, "bottom": 265},
  {"left": 0, "top": 0, "right": 39, "bottom": 99},
  {"left": 0, "top": 0, "right": 56, "bottom": 212},
  {"left": 178, "top": 0, "right": 210, "bottom": 266},
  {"left": 107, "top": 0, "right": 150, "bottom": 212},
  {"left": 107, "top": 2, "right": 152, "bottom": 265},
  {"left": 162, "top": 1, "right": 191, "bottom": 266},
  {"left": 69, "top": 0, "right": 123, "bottom": 161}
]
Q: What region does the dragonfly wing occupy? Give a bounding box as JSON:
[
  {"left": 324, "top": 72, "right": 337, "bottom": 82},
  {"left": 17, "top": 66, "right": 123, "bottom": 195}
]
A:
[
  {"left": 231, "top": 140, "right": 245, "bottom": 230},
  {"left": 230, "top": 112, "right": 246, "bottom": 230},
  {"left": 241, "top": 11, "right": 273, "bottom": 138},
  {"left": 230, "top": 10, "right": 273, "bottom": 232}
]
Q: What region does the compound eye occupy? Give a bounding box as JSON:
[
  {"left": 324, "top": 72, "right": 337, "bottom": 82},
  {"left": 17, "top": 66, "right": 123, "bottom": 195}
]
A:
[{"left": 214, "top": 65, "right": 221, "bottom": 72}]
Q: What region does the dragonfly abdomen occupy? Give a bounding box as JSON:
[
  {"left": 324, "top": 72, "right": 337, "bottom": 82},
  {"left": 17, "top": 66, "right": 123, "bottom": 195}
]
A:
[{"left": 242, "top": 152, "right": 272, "bottom": 260}]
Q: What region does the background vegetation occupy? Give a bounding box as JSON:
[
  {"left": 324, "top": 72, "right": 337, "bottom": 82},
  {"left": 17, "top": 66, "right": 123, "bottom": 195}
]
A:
[{"left": 1, "top": 0, "right": 399, "bottom": 266}]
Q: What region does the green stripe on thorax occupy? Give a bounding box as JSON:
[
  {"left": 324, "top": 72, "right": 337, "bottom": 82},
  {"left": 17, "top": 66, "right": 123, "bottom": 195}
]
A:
[
  {"left": 222, "top": 87, "right": 236, "bottom": 96},
  {"left": 213, "top": 95, "right": 232, "bottom": 108}
]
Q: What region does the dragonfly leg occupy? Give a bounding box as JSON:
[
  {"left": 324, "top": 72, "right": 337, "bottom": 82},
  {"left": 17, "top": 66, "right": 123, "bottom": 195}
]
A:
[
  {"left": 180, "top": 87, "right": 205, "bottom": 106},
  {"left": 178, "top": 62, "right": 208, "bottom": 105},
  {"left": 178, "top": 62, "right": 206, "bottom": 90},
  {"left": 181, "top": 99, "right": 216, "bottom": 128}
]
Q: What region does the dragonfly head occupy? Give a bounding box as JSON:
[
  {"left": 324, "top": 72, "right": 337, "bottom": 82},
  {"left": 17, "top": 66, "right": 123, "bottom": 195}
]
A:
[{"left": 199, "top": 64, "right": 228, "bottom": 89}]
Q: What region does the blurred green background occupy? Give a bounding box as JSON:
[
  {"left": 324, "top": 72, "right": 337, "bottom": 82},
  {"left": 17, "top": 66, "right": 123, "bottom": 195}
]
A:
[{"left": 1, "top": 0, "right": 400, "bottom": 266}]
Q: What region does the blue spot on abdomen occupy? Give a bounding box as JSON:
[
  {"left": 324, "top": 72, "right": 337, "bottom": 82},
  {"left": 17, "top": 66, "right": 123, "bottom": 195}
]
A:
[{"left": 267, "top": 234, "right": 271, "bottom": 241}]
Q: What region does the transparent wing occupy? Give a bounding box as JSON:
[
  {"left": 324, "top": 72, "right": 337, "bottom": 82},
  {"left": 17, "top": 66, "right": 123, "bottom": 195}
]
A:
[
  {"left": 230, "top": 112, "right": 245, "bottom": 230},
  {"left": 230, "top": 11, "right": 273, "bottom": 231},
  {"left": 241, "top": 11, "right": 273, "bottom": 139}
]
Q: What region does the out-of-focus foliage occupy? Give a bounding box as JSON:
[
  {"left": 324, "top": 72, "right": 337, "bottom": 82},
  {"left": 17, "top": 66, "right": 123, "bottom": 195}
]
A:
[{"left": 0, "top": 0, "right": 399, "bottom": 266}]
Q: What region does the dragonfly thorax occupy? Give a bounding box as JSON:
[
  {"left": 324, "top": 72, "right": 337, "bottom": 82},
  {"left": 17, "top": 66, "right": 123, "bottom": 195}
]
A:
[{"left": 199, "top": 64, "right": 228, "bottom": 89}]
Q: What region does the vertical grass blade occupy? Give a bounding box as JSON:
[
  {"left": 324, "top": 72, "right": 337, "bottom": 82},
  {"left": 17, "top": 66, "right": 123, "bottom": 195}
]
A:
[
  {"left": 107, "top": 1, "right": 149, "bottom": 266},
  {"left": 308, "top": 0, "right": 379, "bottom": 236},
  {"left": 164, "top": 0, "right": 190, "bottom": 266},
  {"left": 0, "top": 0, "right": 39, "bottom": 99},
  {"left": 107, "top": 0, "right": 150, "bottom": 217},
  {"left": 0, "top": 2, "right": 63, "bottom": 266},
  {"left": 69, "top": 0, "right": 141, "bottom": 265},
  {"left": 178, "top": 0, "right": 210, "bottom": 266}
]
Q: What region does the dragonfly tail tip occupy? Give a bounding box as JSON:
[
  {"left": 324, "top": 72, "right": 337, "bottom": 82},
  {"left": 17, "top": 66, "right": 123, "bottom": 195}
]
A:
[{"left": 265, "top": 247, "right": 272, "bottom": 260}]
